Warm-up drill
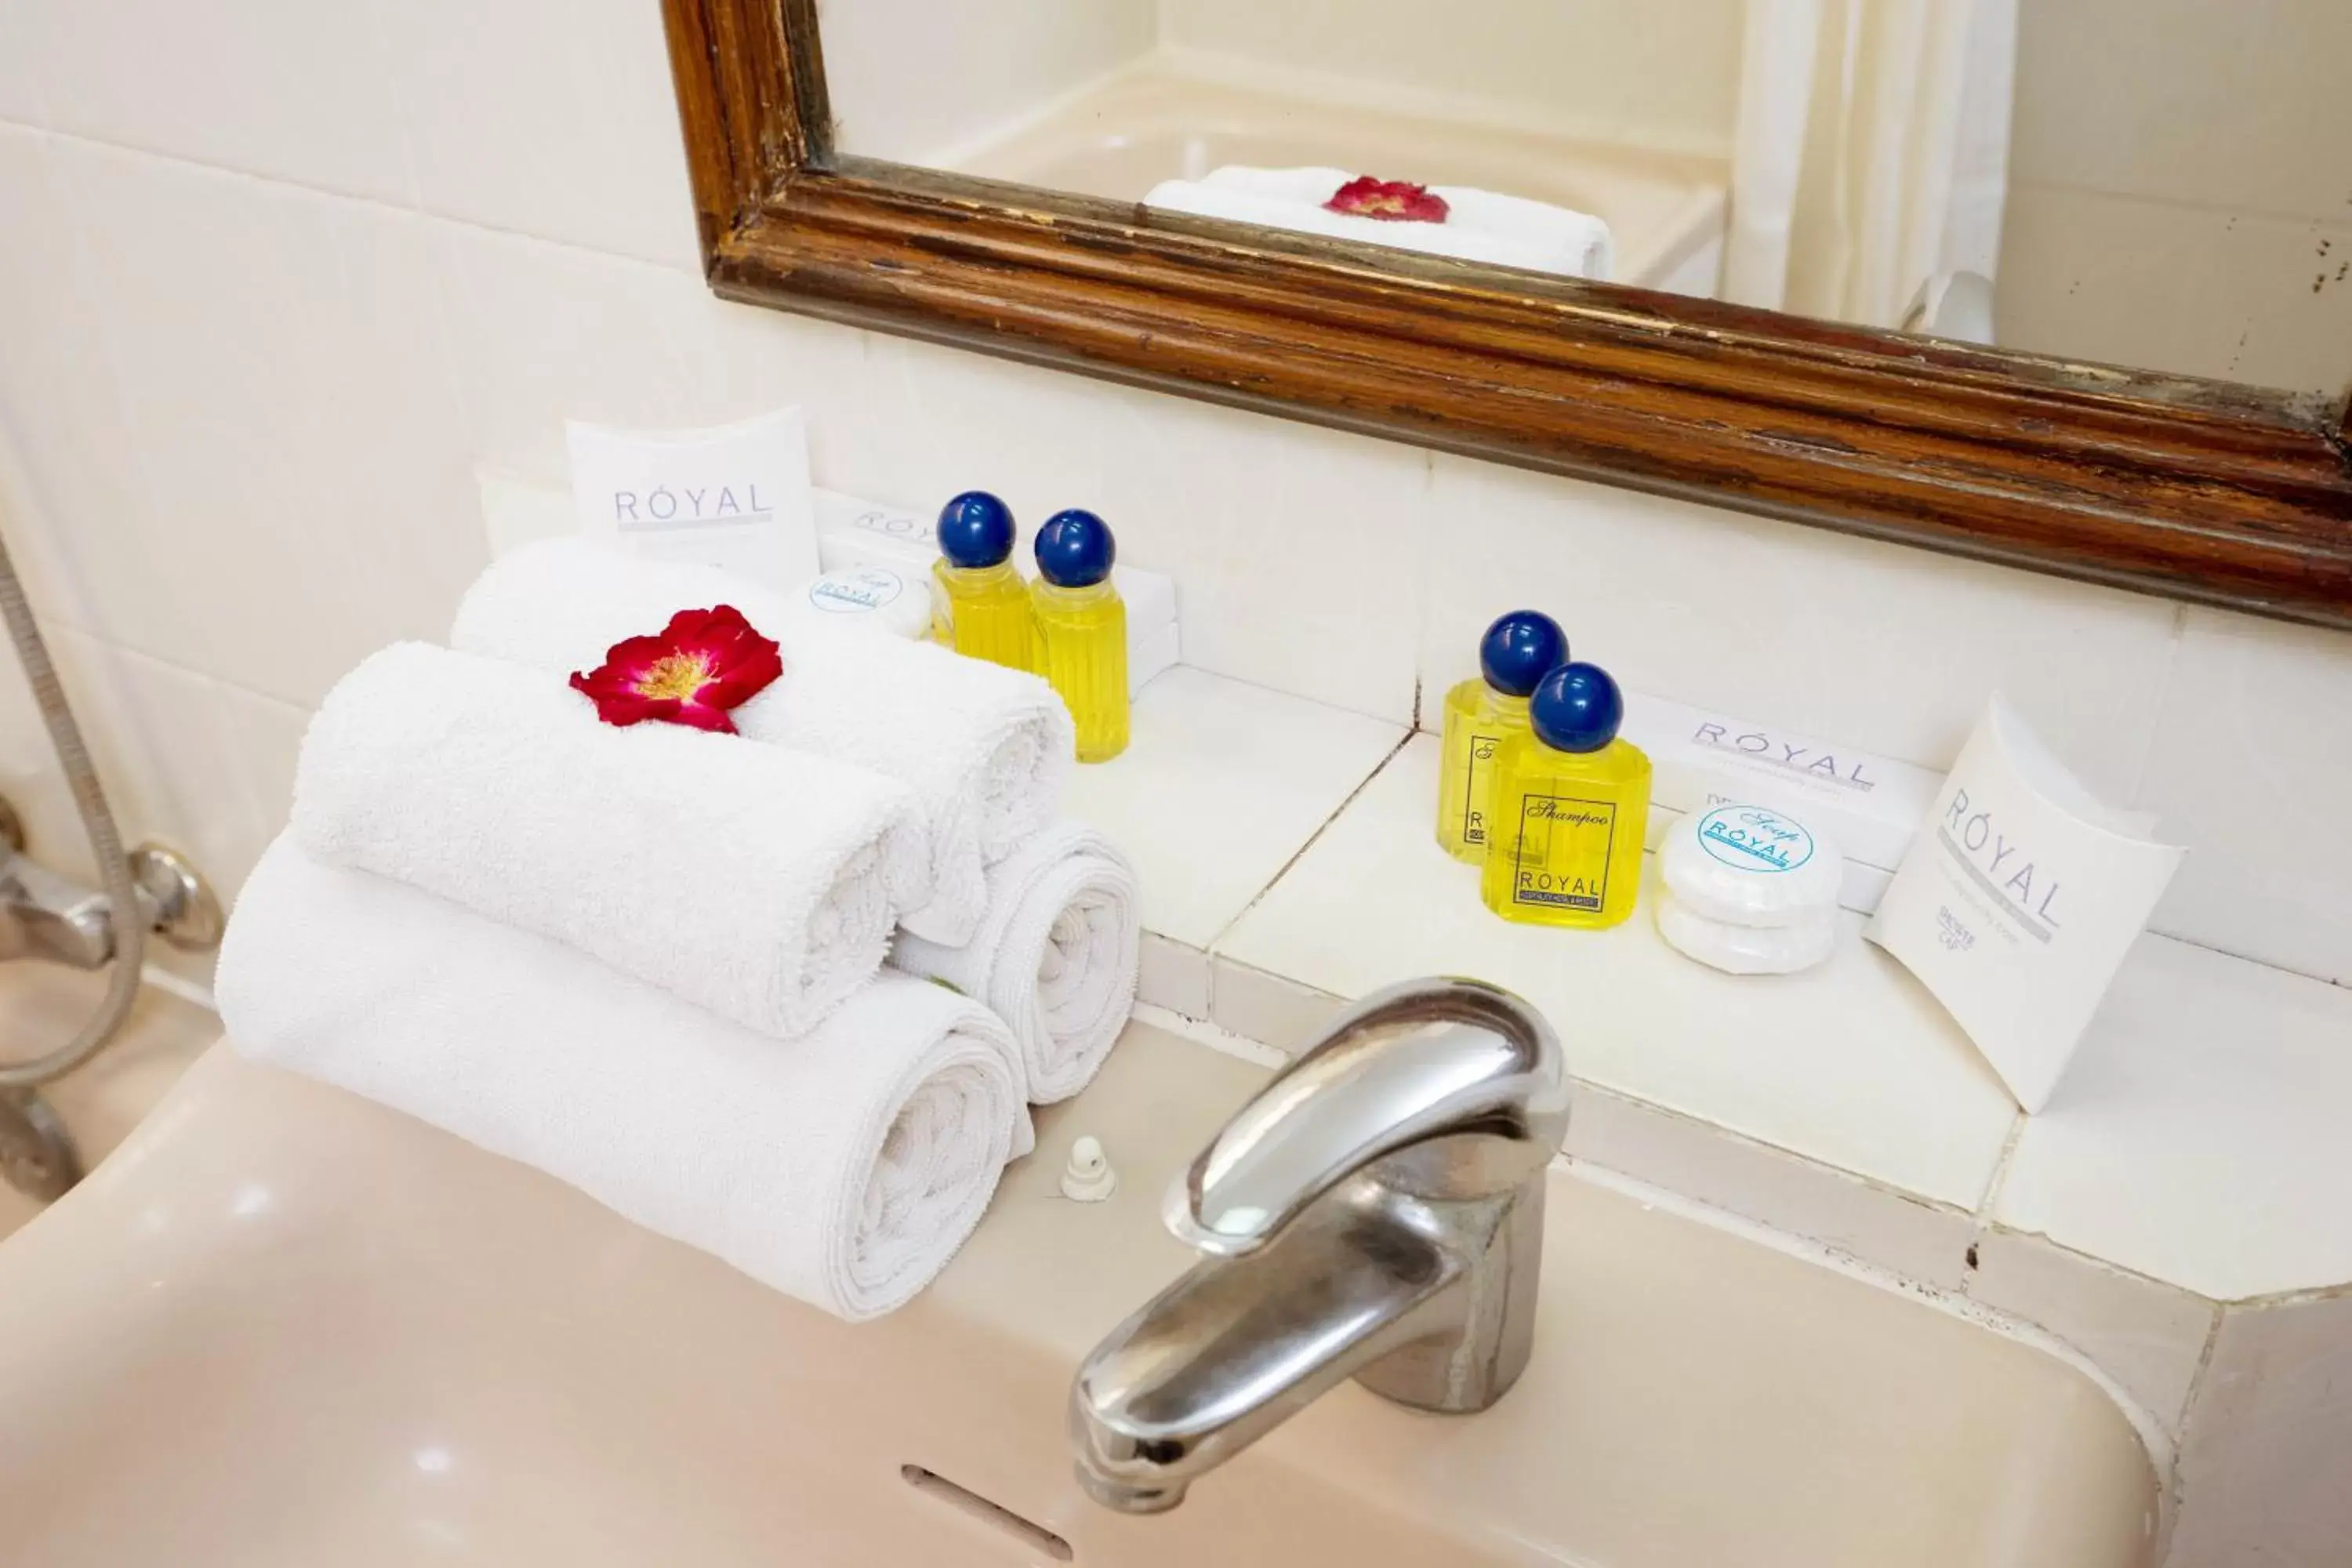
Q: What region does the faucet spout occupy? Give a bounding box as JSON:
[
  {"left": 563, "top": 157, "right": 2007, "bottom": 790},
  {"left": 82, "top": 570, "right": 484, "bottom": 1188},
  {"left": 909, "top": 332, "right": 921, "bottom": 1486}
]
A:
[{"left": 1070, "top": 978, "right": 1566, "bottom": 1513}]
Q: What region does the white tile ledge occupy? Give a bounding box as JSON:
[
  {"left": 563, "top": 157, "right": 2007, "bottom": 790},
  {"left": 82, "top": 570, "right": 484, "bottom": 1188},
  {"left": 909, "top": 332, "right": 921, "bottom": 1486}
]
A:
[{"left": 1087, "top": 666, "right": 2352, "bottom": 1305}]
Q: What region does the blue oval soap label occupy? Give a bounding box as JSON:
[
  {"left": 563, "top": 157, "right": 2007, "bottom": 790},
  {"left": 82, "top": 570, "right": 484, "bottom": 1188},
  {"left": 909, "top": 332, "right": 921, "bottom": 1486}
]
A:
[
  {"left": 807, "top": 566, "right": 906, "bottom": 614},
  {"left": 1697, "top": 805, "right": 1815, "bottom": 874}
]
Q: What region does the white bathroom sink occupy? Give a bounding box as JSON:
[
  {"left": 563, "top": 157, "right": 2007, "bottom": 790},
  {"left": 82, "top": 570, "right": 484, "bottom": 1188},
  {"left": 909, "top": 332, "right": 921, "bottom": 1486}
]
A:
[{"left": 0, "top": 1024, "right": 2157, "bottom": 1566}]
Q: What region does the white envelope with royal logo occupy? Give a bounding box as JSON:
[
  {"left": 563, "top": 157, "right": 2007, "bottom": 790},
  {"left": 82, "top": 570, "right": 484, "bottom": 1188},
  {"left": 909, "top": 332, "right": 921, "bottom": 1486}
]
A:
[
  {"left": 566, "top": 408, "right": 819, "bottom": 590},
  {"left": 1867, "top": 698, "right": 2183, "bottom": 1113}
]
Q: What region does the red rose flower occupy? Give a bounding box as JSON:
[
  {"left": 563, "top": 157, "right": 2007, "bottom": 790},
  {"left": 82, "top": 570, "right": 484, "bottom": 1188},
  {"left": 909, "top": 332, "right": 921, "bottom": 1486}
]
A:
[
  {"left": 568, "top": 604, "right": 782, "bottom": 734},
  {"left": 1324, "top": 176, "right": 1450, "bottom": 223}
]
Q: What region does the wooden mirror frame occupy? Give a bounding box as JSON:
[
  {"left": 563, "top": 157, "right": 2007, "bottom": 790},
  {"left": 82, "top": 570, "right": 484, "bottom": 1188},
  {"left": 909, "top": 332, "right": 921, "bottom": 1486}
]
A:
[{"left": 662, "top": 0, "right": 2352, "bottom": 628}]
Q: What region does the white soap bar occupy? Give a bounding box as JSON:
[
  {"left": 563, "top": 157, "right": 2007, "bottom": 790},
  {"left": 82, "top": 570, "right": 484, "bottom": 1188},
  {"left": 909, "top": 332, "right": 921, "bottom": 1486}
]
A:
[
  {"left": 1657, "top": 894, "right": 1838, "bottom": 976},
  {"left": 1660, "top": 804, "right": 1842, "bottom": 929},
  {"left": 1620, "top": 692, "right": 1941, "bottom": 915}
]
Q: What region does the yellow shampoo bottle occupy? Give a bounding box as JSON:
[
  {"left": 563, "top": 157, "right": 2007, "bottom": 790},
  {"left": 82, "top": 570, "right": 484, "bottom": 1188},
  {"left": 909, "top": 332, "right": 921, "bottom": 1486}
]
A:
[
  {"left": 932, "top": 491, "right": 1039, "bottom": 672},
  {"left": 1030, "top": 509, "right": 1128, "bottom": 763},
  {"left": 1436, "top": 609, "right": 1569, "bottom": 862},
  {"left": 1483, "top": 662, "right": 1651, "bottom": 930}
]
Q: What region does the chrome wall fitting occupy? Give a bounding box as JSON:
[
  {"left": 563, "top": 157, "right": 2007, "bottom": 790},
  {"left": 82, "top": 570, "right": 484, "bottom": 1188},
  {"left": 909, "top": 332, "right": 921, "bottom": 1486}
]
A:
[
  {"left": 0, "top": 818, "right": 223, "bottom": 971},
  {"left": 0, "top": 1092, "right": 80, "bottom": 1203},
  {"left": 132, "top": 843, "right": 225, "bottom": 953}
]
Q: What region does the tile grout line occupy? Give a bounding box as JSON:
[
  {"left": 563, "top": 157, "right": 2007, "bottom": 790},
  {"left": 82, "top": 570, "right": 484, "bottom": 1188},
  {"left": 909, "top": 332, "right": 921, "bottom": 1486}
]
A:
[
  {"left": 1200, "top": 728, "right": 1416, "bottom": 956},
  {"left": 31, "top": 125, "right": 705, "bottom": 281},
  {"left": 1973, "top": 1109, "right": 2030, "bottom": 1219},
  {"left": 2163, "top": 1307, "right": 2229, "bottom": 1541}
]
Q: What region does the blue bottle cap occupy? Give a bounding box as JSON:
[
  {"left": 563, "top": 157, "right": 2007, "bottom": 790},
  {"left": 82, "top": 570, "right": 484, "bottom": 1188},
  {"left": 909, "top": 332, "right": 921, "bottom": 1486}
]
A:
[
  {"left": 1035, "top": 509, "right": 1116, "bottom": 587},
  {"left": 1530, "top": 662, "right": 1624, "bottom": 753},
  {"left": 937, "top": 491, "right": 1015, "bottom": 568},
  {"left": 1478, "top": 611, "right": 1569, "bottom": 698}
]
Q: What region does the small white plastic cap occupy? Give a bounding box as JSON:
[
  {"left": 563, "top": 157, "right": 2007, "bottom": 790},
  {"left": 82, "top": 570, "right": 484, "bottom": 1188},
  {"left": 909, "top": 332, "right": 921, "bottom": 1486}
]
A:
[
  {"left": 1656, "top": 891, "right": 1838, "bottom": 976},
  {"left": 1661, "top": 803, "right": 1843, "bottom": 928},
  {"left": 1060, "top": 1135, "right": 1117, "bottom": 1203}
]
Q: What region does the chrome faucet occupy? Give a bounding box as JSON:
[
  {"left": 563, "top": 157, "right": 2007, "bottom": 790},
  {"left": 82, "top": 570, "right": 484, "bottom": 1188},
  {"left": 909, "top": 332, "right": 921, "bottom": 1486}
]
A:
[{"left": 1069, "top": 977, "right": 1569, "bottom": 1514}]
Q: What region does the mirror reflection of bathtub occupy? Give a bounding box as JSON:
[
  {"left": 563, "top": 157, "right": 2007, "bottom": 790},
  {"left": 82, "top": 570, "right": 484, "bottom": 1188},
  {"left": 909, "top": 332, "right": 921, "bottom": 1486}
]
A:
[
  {"left": 830, "top": 0, "right": 2352, "bottom": 390},
  {"left": 934, "top": 66, "right": 1729, "bottom": 296}
]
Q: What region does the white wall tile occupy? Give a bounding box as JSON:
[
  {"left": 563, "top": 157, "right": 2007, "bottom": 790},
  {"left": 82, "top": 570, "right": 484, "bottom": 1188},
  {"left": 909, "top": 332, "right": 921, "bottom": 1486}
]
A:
[
  {"left": 0, "top": 129, "right": 199, "bottom": 652},
  {"left": 1967, "top": 1229, "right": 2217, "bottom": 1435},
  {"left": 0, "top": 8, "right": 54, "bottom": 128},
  {"left": 371, "top": 0, "right": 701, "bottom": 270},
  {"left": 1421, "top": 458, "right": 2183, "bottom": 799},
  {"left": 1998, "top": 186, "right": 2352, "bottom": 394},
  {"left": 432, "top": 220, "right": 873, "bottom": 488},
  {"left": 1995, "top": 935, "right": 2352, "bottom": 1301},
  {"left": 1061, "top": 666, "right": 1403, "bottom": 948},
  {"left": 2169, "top": 1292, "right": 2352, "bottom": 1567},
  {"left": 15, "top": 0, "right": 416, "bottom": 205},
  {"left": 53, "top": 140, "right": 483, "bottom": 707},
  {"left": 0, "top": 623, "right": 111, "bottom": 892},
  {"left": 2136, "top": 608, "right": 2352, "bottom": 984},
  {"left": 217, "top": 688, "right": 312, "bottom": 849},
  {"left": 844, "top": 335, "right": 1429, "bottom": 723},
  {"left": 42, "top": 629, "right": 274, "bottom": 909}
]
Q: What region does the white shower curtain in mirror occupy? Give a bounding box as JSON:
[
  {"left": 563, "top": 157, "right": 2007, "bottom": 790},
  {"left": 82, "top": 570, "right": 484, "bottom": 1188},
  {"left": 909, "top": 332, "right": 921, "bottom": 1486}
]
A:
[{"left": 1723, "top": 0, "right": 2017, "bottom": 336}]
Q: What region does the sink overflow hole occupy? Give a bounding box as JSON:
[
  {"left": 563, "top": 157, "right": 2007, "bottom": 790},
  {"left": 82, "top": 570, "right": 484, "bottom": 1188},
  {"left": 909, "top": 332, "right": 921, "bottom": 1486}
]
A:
[{"left": 900, "top": 1464, "right": 1075, "bottom": 1563}]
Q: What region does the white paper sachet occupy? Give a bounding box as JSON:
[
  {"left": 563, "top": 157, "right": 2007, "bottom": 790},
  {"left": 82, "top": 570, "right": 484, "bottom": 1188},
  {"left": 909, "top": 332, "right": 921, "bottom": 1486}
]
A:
[
  {"left": 1867, "top": 699, "right": 2183, "bottom": 1113},
  {"left": 565, "top": 407, "right": 819, "bottom": 590}
]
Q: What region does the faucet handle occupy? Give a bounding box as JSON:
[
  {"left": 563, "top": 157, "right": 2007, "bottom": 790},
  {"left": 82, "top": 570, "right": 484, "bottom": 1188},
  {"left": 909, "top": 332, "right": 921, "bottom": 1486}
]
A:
[{"left": 1167, "top": 978, "right": 1567, "bottom": 1257}]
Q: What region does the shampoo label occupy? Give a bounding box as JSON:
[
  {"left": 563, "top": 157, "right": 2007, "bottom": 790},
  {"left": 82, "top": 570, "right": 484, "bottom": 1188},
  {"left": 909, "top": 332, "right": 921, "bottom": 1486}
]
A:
[{"left": 1512, "top": 794, "right": 1617, "bottom": 912}]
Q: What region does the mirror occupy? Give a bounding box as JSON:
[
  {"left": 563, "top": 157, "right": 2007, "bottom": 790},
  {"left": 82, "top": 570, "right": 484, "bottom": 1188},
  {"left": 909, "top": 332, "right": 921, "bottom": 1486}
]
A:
[{"left": 822, "top": 0, "right": 2351, "bottom": 397}]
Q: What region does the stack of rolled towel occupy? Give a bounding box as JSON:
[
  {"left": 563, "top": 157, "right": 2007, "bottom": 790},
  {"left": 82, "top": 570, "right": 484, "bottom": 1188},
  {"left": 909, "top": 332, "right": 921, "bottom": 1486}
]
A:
[{"left": 216, "top": 539, "right": 1138, "bottom": 1323}]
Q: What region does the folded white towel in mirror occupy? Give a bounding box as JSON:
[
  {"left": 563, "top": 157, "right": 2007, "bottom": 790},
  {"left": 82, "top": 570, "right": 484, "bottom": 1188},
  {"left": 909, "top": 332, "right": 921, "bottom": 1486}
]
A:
[
  {"left": 892, "top": 820, "right": 1139, "bottom": 1105},
  {"left": 292, "top": 641, "right": 929, "bottom": 1040},
  {"left": 218, "top": 837, "right": 1029, "bottom": 1321},
  {"left": 452, "top": 539, "right": 1074, "bottom": 948},
  {"left": 1144, "top": 165, "right": 1614, "bottom": 281}
]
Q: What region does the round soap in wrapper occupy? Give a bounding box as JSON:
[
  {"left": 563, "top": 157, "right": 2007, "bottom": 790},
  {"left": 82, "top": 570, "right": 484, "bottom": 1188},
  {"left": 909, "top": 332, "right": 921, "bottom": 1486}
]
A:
[
  {"left": 1661, "top": 803, "right": 1842, "bottom": 928},
  {"left": 782, "top": 566, "right": 931, "bottom": 640},
  {"left": 1656, "top": 893, "right": 1837, "bottom": 976}
]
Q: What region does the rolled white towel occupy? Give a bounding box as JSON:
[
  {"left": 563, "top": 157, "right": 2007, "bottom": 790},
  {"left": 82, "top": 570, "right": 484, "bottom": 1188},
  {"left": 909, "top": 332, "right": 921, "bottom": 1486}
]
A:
[
  {"left": 1146, "top": 165, "right": 1614, "bottom": 281},
  {"left": 452, "top": 539, "right": 1073, "bottom": 948},
  {"left": 292, "top": 641, "right": 928, "bottom": 1040},
  {"left": 218, "top": 837, "right": 1029, "bottom": 1321},
  {"left": 892, "top": 821, "right": 1139, "bottom": 1105}
]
